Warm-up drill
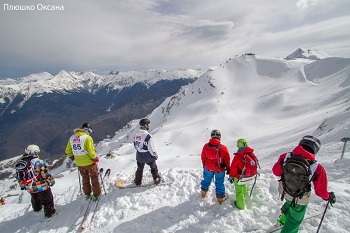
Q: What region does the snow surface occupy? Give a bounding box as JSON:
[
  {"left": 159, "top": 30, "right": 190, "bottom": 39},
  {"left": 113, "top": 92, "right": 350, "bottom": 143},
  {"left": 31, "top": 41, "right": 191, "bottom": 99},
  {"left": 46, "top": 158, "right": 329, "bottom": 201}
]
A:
[{"left": 1, "top": 54, "right": 350, "bottom": 233}]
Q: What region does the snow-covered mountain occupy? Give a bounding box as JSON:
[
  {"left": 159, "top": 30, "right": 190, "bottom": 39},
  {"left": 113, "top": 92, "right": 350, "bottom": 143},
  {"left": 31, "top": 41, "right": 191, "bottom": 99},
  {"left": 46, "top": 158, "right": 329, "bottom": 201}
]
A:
[
  {"left": 0, "top": 69, "right": 202, "bottom": 161},
  {"left": 0, "top": 69, "right": 203, "bottom": 114},
  {"left": 285, "top": 48, "right": 331, "bottom": 60},
  {"left": 1, "top": 53, "right": 350, "bottom": 233}
]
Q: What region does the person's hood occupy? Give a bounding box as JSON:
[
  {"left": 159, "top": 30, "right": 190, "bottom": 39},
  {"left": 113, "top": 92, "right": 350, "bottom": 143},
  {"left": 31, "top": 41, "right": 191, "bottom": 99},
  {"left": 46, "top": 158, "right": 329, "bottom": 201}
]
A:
[
  {"left": 236, "top": 146, "right": 254, "bottom": 155},
  {"left": 74, "top": 128, "right": 89, "bottom": 135},
  {"left": 292, "top": 145, "right": 316, "bottom": 160},
  {"left": 209, "top": 138, "right": 221, "bottom": 146}
]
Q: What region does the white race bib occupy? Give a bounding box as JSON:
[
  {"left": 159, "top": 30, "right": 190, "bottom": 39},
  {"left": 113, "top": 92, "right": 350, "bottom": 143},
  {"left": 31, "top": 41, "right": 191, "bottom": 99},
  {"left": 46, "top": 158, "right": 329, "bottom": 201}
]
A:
[{"left": 70, "top": 135, "right": 88, "bottom": 155}]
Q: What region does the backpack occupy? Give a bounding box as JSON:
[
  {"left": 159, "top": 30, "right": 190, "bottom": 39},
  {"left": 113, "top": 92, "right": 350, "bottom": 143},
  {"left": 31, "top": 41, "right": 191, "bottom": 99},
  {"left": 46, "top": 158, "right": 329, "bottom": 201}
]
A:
[
  {"left": 15, "top": 156, "right": 38, "bottom": 185},
  {"left": 205, "top": 143, "right": 223, "bottom": 172},
  {"left": 281, "top": 153, "right": 316, "bottom": 206},
  {"left": 239, "top": 152, "right": 258, "bottom": 179}
]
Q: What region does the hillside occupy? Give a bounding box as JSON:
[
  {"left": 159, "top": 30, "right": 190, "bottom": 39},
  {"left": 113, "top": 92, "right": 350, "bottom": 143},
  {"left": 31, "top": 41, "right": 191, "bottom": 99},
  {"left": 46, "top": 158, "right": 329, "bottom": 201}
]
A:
[{"left": 0, "top": 54, "right": 350, "bottom": 233}]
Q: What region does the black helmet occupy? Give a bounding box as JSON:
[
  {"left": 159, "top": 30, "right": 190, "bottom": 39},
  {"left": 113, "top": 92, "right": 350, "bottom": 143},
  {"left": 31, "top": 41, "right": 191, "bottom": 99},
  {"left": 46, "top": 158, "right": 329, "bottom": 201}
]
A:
[
  {"left": 211, "top": 129, "right": 221, "bottom": 139},
  {"left": 82, "top": 122, "right": 92, "bottom": 134},
  {"left": 299, "top": 135, "right": 321, "bottom": 154},
  {"left": 139, "top": 118, "right": 150, "bottom": 130}
]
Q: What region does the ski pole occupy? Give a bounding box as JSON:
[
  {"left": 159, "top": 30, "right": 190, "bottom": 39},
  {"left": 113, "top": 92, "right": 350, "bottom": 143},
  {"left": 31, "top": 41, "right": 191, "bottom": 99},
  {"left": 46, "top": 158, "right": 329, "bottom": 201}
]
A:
[
  {"left": 78, "top": 168, "right": 82, "bottom": 195},
  {"left": 99, "top": 168, "right": 107, "bottom": 195},
  {"left": 249, "top": 173, "right": 258, "bottom": 197},
  {"left": 316, "top": 200, "right": 330, "bottom": 233}
]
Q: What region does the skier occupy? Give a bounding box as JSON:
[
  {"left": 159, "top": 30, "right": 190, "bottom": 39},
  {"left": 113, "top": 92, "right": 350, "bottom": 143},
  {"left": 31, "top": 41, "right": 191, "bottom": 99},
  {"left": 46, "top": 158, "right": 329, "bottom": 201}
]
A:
[
  {"left": 228, "top": 138, "right": 258, "bottom": 210},
  {"left": 133, "top": 118, "right": 161, "bottom": 186},
  {"left": 201, "top": 130, "right": 231, "bottom": 204},
  {"left": 272, "top": 135, "right": 336, "bottom": 233},
  {"left": 1, "top": 197, "right": 5, "bottom": 205},
  {"left": 15, "top": 144, "right": 57, "bottom": 221},
  {"left": 65, "top": 123, "right": 101, "bottom": 201}
]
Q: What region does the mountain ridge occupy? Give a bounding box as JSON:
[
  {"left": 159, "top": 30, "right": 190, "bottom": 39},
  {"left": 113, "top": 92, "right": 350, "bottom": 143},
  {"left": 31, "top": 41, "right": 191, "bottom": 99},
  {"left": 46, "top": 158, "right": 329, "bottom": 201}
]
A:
[
  {"left": 0, "top": 69, "right": 203, "bottom": 161},
  {"left": 0, "top": 69, "right": 203, "bottom": 115}
]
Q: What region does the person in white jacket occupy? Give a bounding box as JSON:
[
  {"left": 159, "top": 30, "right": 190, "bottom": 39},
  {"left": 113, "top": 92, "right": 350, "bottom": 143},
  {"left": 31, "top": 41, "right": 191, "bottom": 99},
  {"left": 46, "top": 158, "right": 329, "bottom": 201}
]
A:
[{"left": 133, "top": 118, "right": 161, "bottom": 186}]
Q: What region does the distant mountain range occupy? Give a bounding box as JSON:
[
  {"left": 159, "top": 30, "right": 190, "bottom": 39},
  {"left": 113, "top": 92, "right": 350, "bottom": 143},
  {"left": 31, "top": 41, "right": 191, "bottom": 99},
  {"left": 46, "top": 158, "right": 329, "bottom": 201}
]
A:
[{"left": 0, "top": 69, "right": 203, "bottom": 161}]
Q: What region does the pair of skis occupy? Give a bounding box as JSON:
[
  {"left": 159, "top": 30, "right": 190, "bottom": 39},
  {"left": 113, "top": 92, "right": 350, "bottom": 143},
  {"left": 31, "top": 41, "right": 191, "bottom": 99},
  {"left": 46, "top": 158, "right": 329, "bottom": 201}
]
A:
[{"left": 77, "top": 168, "right": 110, "bottom": 232}]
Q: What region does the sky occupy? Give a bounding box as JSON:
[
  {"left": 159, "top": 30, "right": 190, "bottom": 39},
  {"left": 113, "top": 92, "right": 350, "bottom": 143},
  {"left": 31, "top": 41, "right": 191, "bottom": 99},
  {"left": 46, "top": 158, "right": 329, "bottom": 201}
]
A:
[
  {"left": 0, "top": 54, "right": 349, "bottom": 232},
  {"left": 1, "top": 0, "right": 350, "bottom": 78}
]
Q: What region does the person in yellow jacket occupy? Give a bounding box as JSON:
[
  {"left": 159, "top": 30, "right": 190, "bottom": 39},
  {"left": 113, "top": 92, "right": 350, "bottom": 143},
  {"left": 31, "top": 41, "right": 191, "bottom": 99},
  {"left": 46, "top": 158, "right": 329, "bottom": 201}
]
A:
[{"left": 65, "top": 123, "right": 101, "bottom": 201}]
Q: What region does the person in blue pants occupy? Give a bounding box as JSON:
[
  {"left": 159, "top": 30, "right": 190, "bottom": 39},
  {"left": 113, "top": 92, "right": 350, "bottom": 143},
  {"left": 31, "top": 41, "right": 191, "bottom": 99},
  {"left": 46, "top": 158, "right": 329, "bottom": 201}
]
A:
[{"left": 200, "top": 129, "right": 231, "bottom": 204}]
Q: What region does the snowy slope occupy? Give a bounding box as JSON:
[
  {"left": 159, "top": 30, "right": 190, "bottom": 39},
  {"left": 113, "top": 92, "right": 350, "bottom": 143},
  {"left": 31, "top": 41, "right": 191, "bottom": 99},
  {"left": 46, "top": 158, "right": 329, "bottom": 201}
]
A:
[{"left": 1, "top": 54, "right": 350, "bottom": 233}]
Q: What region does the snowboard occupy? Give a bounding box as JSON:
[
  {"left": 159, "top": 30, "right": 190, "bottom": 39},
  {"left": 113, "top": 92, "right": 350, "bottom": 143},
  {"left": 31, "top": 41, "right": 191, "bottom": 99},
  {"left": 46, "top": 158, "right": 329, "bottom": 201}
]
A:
[{"left": 115, "top": 179, "right": 170, "bottom": 189}]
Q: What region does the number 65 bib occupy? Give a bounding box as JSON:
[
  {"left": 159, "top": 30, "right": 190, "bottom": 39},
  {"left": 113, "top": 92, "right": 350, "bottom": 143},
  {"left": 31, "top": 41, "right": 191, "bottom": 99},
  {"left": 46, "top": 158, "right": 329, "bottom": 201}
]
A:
[{"left": 69, "top": 135, "right": 88, "bottom": 155}]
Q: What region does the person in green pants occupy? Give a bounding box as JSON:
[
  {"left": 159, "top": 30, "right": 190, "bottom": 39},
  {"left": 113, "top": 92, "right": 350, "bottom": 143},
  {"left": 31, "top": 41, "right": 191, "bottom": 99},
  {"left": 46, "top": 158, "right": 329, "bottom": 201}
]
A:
[
  {"left": 272, "top": 135, "right": 336, "bottom": 233},
  {"left": 228, "top": 138, "right": 258, "bottom": 210}
]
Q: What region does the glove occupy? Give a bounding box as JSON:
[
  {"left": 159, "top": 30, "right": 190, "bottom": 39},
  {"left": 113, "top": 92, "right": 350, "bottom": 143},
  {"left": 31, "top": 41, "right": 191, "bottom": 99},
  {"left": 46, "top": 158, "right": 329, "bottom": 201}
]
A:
[
  {"left": 228, "top": 177, "right": 234, "bottom": 184},
  {"left": 50, "top": 180, "right": 55, "bottom": 187},
  {"left": 92, "top": 157, "right": 99, "bottom": 163},
  {"left": 226, "top": 168, "right": 230, "bottom": 175},
  {"left": 153, "top": 152, "right": 158, "bottom": 160},
  {"left": 69, "top": 156, "right": 74, "bottom": 161},
  {"left": 327, "top": 192, "right": 336, "bottom": 205}
]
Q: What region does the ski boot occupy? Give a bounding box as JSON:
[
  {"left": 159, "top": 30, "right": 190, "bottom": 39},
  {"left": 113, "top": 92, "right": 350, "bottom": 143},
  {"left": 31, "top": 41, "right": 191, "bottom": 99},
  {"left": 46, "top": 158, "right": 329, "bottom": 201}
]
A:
[
  {"left": 93, "top": 195, "right": 99, "bottom": 202},
  {"left": 201, "top": 187, "right": 208, "bottom": 198},
  {"left": 154, "top": 177, "right": 161, "bottom": 185},
  {"left": 277, "top": 213, "right": 286, "bottom": 226},
  {"left": 217, "top": 193, "right": 227, "bottom": 204}
]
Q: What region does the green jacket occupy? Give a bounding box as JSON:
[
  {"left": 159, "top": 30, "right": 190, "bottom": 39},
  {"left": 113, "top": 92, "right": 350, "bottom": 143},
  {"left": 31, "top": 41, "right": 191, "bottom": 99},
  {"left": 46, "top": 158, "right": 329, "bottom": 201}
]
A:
[{"left": 65, "top": 128, "right": 97, "bottom": 167}]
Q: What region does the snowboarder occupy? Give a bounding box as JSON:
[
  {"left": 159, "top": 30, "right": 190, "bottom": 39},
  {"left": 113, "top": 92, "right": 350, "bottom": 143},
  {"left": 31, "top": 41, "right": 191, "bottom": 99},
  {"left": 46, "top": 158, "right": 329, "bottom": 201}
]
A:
[
  {"left": 65, "top": 123, "right": 101, "bottom": 201},
  {"left": 15, "top": 144, "right": 57, "bottom": 221},
  {"left": 200, "top": 129, "right": 231, "bottom": 204},
  {"left": 272, "top": 135, "right": 336, "bottom": 233},
  {"left": 228, "top": 138, "right": 258, "bottom": 210},
  {"left": 1, "top": 197, "right": 5, "bottom": 205},
  {"left": 133, "top": 118, "right": 161, "bottom": 186}
]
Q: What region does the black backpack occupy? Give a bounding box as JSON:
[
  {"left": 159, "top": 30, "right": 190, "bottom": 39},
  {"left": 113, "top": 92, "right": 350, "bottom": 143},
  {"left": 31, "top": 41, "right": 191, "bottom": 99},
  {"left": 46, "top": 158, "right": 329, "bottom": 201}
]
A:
[
  {"left": 281, "top": 153, "right": 316, "bottom": 206},
  {"left": 15, "top": 156, "right": 37, "bottom": 185}
]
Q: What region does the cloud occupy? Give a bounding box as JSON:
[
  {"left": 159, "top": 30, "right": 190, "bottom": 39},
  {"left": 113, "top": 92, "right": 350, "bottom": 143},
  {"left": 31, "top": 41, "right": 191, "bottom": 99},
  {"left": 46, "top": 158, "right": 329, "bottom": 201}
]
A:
[
  {"left": 173, "top": 19, "right": 234, "bottom": 43},
  {"left": 0, "top": 0, "right": 349, "bottom": 78}
]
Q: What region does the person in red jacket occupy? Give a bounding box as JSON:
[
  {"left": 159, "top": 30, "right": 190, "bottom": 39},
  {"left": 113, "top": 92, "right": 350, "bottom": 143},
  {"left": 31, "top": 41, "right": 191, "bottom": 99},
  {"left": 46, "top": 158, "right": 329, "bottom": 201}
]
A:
[
  {"left": 201, "top": 129, "right": 231, "bottom": 204},
  {"left": 229, "top": 138, "right": 258, "bottom": 210},
  {"left": 272, "top": 135, "right": 336, "bottom": 233}
]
